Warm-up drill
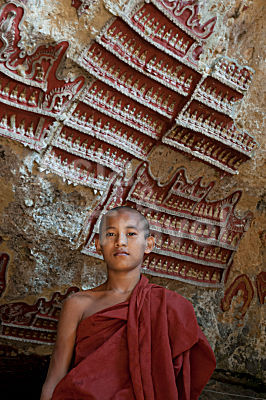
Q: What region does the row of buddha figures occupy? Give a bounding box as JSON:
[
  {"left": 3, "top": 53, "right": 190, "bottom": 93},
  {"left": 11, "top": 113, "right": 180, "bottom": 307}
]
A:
[
  {"left": 130, "top": 182, "right": 239, "bottom": 223},
  {"left": 99, "top": 20, "right": 197, "bottom": 95},
  {"left": 142, "top": 253, "right": 221, "bottom": 285},
  {"left": 53, "top": 129, "right": 141, "bottom": 174},
  {"left": 0, "top": 113, "right": 35, "bottom": 137},
  {"left": 178, "top": 105, "right": 256, "bottom": 154},
  {"left": 153, "top": 232, "right": 230, "bottom": 265},
  {"left": 213, "top": 57, "right": 253, "bottom": 92},
  {"left": 40, "top": 148, "right": 115, "bottom": 191},
  {"left": 0, "top": 72, "right": 84, "bottom": 117},
  {"left": 0, "top": 287, "right": 79, "bottom": 345},
  {"left": 0, "top": 79, "right": 40, "bottom": 108},
  {"left": 0, "top": 107, "right": 55, "bottom": 150},
  {"left": 132, "top": 7, "right": 194, "bottom": 56},
  {"left": 83, "top": 81, "right": 167, "bottom": 138},
  {"left": 164, "top": 126, "right": 247, "bottom": 173},
  {"left": 142, "top": 210, "right": 241, "bottom": 248},
  {"left": 81, "top": 44, "right": 179, "bottom": 117},
  {"left": 194, "top": 78, "right": 243, "bottom": 116},
  {"left": 64, "top": 107, "right": 154, "bottom": 158}
]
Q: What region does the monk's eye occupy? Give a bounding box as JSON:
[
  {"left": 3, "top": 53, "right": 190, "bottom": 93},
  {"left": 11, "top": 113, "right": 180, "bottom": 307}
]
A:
[
  {"left": 127, "top": 232, "right": 137, "bottom": 236},
  {"left": 106, "top": 232, "right": 115, "bottom": 237}
]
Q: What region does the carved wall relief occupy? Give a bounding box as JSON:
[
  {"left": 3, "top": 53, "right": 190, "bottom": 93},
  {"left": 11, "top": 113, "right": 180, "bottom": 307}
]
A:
[
  {"left": 221, "top": 274, "right": 254, "bottom": 321},
  {"left": 82, "top": 163, "right": 252, "bottom": 287},
  {"left": 0, "top": 252, "right": 9, "bottom": 297},
  {"left": 0, "top": 287, "right": 79, "bottom": 344},
  {"left": 256, "top": 272, "right": 266, "bottom": 305},
  {"left": 0, "top": 1, "right": 258, "bottom": 289}
]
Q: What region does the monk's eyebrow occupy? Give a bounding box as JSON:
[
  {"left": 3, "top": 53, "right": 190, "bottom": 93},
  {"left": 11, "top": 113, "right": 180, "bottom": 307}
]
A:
[{"left": 105, "top": 225, "right": 139, "bottom": 230}]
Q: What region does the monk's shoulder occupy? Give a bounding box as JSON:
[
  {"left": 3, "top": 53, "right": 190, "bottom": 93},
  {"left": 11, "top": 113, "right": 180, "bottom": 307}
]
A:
[{"left": 63, "top": 287, "right": 101, "bottom": 309}]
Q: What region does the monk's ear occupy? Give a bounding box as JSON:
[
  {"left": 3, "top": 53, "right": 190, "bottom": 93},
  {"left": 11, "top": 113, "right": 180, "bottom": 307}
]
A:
[
  {"left": 144, "top": 235, "right": 155, "bottom": 254},
  {"left": 95, "top": 236, "right": 102, "bottom": 255}
]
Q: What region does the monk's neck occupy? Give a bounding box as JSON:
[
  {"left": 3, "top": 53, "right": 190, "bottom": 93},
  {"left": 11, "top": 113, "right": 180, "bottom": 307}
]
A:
[{"left": 105, "top": 269, "right": 141, "bottom": 294}]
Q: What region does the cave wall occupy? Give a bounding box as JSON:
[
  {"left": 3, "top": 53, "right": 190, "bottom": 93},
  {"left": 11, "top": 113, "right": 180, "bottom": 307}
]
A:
[{"left": 0, "top": 0, "right": 265, "bottom": 390}]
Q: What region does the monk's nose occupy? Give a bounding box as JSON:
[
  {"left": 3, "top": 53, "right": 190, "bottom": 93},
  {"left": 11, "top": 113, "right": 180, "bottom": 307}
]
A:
[{"left": 115, "top": 233, "right": 127, "bottom": 246}]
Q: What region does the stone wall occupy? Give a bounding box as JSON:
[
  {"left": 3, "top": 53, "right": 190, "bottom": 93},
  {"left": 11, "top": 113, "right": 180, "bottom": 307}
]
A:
[{"left": 0, "top": 0, "right": 265, "bottom": 394}]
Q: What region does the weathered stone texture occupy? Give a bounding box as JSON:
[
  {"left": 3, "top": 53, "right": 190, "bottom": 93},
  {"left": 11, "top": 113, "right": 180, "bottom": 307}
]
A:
[{"left": 0, "top": 0, "right": 265, "bottom": 393}]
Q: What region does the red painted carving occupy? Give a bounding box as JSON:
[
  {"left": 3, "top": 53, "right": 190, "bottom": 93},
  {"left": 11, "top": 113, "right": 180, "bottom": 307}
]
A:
[
  {"left": 80, "top": 42, "right": 185, "bottom": 118},
  {"left": 256, "top": 272, "right": 266, "bottom": 305},
  {"left": 82, "top": 163, "right": 252, "bottom": 287},
  {"left": 0, "top": 101, "right": 56, "bottom": 150},
  {"left": 0, "top": 3, "right": 84, "bottom": 94},
  {"left": 0, "top": 287, "right": 79, "bottom": 344},
  {"left": 71, "top": 0, "right": 95, "bottom": 17},
  {"left": 0, "top": 1, "right": 257, "bottom": 181},
  {"left": 80, "top": 79, "right": 169, "bottom": 139},
  {"left": 97, "top": 18, "right": 201, "bottom": 96},
  {"left": 0, "top": 252, "right": 9, "bottom": 296},
  {"left": 221, "top": 274, "right": 254, "bottom": 319},
  {"left": 40, "top": 147, "right": 117, "bottom": 191},
  {"left": 150, "top": 0, "right": 217, "bottom": 40},
  {"left": 125, "top": 3, "right": 202, "bottom": 67}
]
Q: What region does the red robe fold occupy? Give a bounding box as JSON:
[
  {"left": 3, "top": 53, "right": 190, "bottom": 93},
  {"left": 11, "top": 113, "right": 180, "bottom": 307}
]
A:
[{"left": 52, "top": 275, "right": 216, "bottom": 400}]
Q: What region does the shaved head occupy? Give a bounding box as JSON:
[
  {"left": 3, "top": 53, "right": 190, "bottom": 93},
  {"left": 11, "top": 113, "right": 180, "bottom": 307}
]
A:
[{"left": 99, "top": 206, "right": 150, "bottom": 239}]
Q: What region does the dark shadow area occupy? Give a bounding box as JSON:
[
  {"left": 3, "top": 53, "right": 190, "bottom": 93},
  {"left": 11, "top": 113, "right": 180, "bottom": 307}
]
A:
[
  {"left": 0, "top": 345, "right": 49, "bottom": 399},
  {"left": 0, "top": 348, "right": 265, "bottom": 399}
]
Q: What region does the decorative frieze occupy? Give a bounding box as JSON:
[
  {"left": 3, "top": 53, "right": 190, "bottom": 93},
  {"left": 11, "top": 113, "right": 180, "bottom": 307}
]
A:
[
  {"left": 150, "top": 0, "right": 217, "bottom": 41},
  {"left": 82, "top": 163, "right": 252, "bottom": 287},
  {"left": 193, "top": 76, "right": 243, "bottom": 117},
  {"left": 81, "top": 79, "right": 168, "bottom": 139},
  {"left": 122, "top": 2, "right": 201, "bottom": 68},
  {"left": 0, "top": 102, "right": 56, "bottom": 151},
  {"left": 64, "top": 102, "right": 155, "bottom": 158},
  {"left": 40, "top": 147, "right": 118, "bottom": 191},
  {"left": 97, "top": 18, "right": 201, "bottom": 96},
  {"left": 0, "top": 287, "right": 79, "bottom": 344},
  {"left": 163, "top": 126, "right": 249, "bottom": 174},
  {"left": 79, "top": 42, "right": 185, "bottom": 118},
  {"left": 176, "top": 101, "right": 256, "bottom": 156},
  {"left": 52, "top": 125, "right": 136, "bottom": 175},
  {"left": 211, "top": 56, "right": 254, "bottom": 93},
  {"left": 0, "top": 3, "right": 85, "bottom": 90}
]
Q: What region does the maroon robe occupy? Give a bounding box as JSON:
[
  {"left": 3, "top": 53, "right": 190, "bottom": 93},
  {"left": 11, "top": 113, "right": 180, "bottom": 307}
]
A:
[{"left": 52, "top": 275, "right": 216, "bottom": 399}]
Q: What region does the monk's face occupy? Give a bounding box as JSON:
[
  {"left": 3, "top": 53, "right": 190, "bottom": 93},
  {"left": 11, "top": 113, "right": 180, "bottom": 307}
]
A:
[{"left": 95, "top": 210, "right": 154, "bottom": 272}]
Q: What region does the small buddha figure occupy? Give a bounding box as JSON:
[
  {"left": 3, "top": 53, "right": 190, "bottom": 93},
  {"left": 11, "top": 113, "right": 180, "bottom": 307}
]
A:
[
  {"left": 169, "top": 34, "right": 178, "bottom": 46},
  {"left": 184, "top": 75, "right": 193, "bottom": 91},
  {"left": 18, "top": 119, "right": 26, "bottom": 135},
  {"left": 125, "top": 75, "right": 133, "bottom": 87},
  {"left": 156, "top": 25, "right": 166, "bottom": 39},
  {"left": 87, "top": 114, "right": 94, "bottom": 126},
  {"left": 26, "top": 122, "right": 34, "bottom": 137},
  {"left": 107, "top": 25, "right": 116, "bottom": 37},
  {"left": 18, "top": 88, "right": 27, "bottom": 103},
  {"left": 2, "top": 82, "right": 10, "bottom": 96},
  {"left": 36, "top": 65, "right": 45, "bottom": 82},
  {"left": 73, "top": 136, "right": 81, "bottom": 149},
  {"left": 139, "top": 83, "right": 147, "bottom": 94},
  {"left": 139, "top": 50, "right": 147, "bottom": 64},
  {"left": 10, "top": 85, "right": 18, "bottom": 99},
  {"left": 28, "top": 91, "right": 37, "bottom": 106}
]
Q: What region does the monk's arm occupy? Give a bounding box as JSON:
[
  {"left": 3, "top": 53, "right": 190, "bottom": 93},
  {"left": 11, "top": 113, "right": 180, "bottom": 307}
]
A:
[{"left": 40, "top": 296, "right": 83, "bottom": 400}]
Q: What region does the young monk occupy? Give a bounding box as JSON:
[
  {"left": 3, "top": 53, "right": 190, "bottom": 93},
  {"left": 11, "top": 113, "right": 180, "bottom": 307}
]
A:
[{"left": 40, "top": 206, "right": 216, "bottom": 400}]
